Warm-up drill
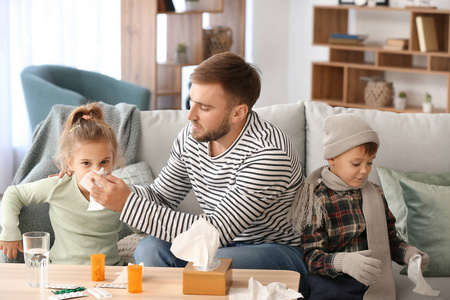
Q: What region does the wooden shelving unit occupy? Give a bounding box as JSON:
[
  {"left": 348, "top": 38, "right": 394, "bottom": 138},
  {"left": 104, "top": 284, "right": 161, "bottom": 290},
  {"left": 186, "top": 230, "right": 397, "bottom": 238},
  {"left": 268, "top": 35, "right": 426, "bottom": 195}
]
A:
[
  {"left": 312, "top": 5, "right": 450, "bottom": 113},
  {"left": 121, "top": 0, "right": 246, "bottom": 110}
]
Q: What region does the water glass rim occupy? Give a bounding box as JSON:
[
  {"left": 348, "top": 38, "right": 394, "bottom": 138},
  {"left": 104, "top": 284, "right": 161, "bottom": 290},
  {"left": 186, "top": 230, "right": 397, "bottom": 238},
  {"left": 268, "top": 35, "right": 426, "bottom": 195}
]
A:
[{"left": 22, "top": 231, "right": 50, "bottom": 238}]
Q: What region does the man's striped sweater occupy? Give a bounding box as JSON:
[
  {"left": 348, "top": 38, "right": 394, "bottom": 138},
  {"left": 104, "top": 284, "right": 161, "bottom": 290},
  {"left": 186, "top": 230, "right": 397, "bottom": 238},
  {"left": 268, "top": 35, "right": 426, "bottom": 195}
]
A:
[{"left": 120, "top": 111, "right": 304, "bottom": 247}]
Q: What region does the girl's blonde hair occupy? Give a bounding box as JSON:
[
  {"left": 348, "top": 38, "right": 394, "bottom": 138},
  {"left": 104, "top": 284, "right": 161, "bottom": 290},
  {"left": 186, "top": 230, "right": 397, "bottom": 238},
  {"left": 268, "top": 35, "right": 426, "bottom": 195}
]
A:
[{"left": 54, "top": 102, "right": 123, "bottom": 171}]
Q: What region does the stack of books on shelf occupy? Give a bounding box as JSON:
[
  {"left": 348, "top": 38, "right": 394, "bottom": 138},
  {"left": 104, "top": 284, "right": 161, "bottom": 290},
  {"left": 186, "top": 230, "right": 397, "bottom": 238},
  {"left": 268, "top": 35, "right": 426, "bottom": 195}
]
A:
[
  {"left": 416, "top": 16, "right": 439, "bottom": 52},
  {"left": 383, "top": 38, "right": 409, "bottom": 50},
  {"left": 328, "top": 33, "right": 368, "bottom": 46}
]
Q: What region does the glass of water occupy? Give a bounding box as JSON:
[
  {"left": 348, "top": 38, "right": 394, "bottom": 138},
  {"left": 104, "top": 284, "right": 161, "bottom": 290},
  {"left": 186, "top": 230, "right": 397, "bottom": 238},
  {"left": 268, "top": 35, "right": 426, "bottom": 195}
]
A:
[{"left": 22, "top": 231, "right": 50, "bottom": 287}]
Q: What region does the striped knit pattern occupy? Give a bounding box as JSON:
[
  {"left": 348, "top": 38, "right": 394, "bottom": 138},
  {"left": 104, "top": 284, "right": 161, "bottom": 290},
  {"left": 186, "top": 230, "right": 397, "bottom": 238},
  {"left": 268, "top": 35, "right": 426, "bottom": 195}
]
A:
[{"left": 120, "top": 111, "right": 304, "bottom": 247}]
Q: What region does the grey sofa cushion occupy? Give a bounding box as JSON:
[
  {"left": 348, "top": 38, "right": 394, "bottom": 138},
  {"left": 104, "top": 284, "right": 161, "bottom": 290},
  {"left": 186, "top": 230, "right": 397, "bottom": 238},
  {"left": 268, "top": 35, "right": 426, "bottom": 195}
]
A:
[
  {"left": 393, "top": 262, "right": 449, "bottom": 300},
  {"left": 254, "top": 101, "right": 306, "bottom": 164}
]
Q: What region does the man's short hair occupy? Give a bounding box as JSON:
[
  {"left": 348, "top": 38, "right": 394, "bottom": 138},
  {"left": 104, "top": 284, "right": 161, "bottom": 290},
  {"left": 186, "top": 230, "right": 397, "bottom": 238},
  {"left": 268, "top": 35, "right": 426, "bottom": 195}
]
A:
[{"left": 190, "top": 52, "right": 261, "bottom": 110}]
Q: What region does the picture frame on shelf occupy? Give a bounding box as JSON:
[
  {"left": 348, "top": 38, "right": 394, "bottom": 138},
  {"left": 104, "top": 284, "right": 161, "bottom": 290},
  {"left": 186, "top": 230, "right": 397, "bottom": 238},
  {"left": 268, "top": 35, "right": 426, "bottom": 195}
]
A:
[{"left": 339, "top": 0, "right": 389, "bottom": 5}]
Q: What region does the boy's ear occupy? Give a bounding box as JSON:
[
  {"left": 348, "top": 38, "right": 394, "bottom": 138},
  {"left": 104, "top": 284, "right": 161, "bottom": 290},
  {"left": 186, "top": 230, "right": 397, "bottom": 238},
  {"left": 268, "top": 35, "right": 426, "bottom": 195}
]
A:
[{"left": 327, "top": 158, "right": 335, "bottom": 166}]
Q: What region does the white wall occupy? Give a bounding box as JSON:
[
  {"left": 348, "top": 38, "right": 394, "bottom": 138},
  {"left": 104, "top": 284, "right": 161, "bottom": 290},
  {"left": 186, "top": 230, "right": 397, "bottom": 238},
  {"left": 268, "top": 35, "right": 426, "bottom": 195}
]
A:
[
  {"left": 249, "top": 0, "right": 291, "bottom": 108},
  {"left": 250, "top": 0, "right": 450, "bottom": 110}
]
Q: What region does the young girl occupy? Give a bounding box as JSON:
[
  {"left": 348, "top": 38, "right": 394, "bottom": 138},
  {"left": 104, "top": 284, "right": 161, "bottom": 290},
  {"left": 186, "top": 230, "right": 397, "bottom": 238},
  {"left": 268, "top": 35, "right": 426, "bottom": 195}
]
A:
[{"left": 0, "top": 102, "right": 125, "bottom": 265}]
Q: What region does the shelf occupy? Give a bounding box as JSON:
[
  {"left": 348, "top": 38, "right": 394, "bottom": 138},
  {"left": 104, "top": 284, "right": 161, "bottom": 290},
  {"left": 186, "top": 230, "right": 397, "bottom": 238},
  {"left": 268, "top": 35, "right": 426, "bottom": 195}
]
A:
[
  {"left": 157, "top": 91, "right": 181, "bottom": 96},
  {"left": 317, "top": 43, "right": 450, "bottom": 57},
  {"left": 313, "top": 99, "right": 446, "bottom": 114},
  {"left": 316, "top": 5, "right": 445, "bottom": 13},
  {"left": 158, "top": 62, "right": 197, "bottom": 67},
  {"left": 121, "top": 0, "right": 245, "bottom": 110},
  {"left": 159, "top": 10, "right": 221, "bottom": 14},
  {"left": 312, "top": 5, "right": 450, "bottom": 113}
]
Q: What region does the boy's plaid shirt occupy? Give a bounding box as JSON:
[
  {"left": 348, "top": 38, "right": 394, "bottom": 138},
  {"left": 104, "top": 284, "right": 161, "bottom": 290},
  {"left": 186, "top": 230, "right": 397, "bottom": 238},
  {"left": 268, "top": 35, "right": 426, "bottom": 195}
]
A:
[{"left": 301, "top": 182, "right": 409, "bottom": 277}]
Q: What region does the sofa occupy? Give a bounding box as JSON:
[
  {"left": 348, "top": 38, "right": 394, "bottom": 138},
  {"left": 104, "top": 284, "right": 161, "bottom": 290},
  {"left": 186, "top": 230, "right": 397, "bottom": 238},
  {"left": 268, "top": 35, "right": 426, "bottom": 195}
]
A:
[
  {"left": 2, "top": 100, "right": 450, "bottom": 299},
  {"left": 21, "top": 65, "right": 151, "bottom": 130}
]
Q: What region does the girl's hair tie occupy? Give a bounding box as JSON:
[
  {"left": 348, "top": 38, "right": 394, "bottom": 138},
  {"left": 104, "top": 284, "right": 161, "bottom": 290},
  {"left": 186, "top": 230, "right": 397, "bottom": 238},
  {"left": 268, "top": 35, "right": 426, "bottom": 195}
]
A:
[{"left": 69, "top": 125, "right": 80, "bottom": 133}]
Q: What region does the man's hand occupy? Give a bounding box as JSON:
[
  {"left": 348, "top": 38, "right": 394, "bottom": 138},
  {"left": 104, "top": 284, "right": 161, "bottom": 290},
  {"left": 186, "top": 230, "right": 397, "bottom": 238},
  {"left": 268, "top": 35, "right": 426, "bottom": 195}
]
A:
[
  {"left": 88, "top": 172, "right": 131, "bottom": 212},
  {"left": 0, "top": 240, "right": 23, "bottom": 259}
]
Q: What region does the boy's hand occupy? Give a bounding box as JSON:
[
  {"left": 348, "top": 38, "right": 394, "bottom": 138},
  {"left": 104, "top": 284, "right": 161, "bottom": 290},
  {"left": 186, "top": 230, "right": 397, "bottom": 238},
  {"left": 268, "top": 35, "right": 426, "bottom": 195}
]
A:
[
  {"left": 333, "top": 250, "right": 381, "bottom": 286},
  {"left": 404, "top": 246, "right": 429, "bottom": 272},
  {"left": 0, "top": 240, "right": 24, "bottom": 259}
]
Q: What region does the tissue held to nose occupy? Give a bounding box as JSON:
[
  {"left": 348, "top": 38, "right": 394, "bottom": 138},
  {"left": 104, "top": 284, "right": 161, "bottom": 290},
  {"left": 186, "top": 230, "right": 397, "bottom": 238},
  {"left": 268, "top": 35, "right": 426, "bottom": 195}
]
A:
[{"left": 80, "top": 167, "right": 108, "bottom": 211}]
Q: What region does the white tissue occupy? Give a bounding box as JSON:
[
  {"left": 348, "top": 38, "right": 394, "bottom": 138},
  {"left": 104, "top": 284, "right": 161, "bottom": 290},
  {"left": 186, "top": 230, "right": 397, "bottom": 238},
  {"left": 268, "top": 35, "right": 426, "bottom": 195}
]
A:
[
  {"left": 229, "top": 277, "right": 303, "bottom": 300},
  {"left": 170, "top": 218, "right": 220, "bottom": 271},
  {"left": 80, "top": 167, "right": 108, "bottom": 211},
  {"left": 112, "top": 262, "right": 145, "bottom": 284},
  {"left": 408, "top": 254, "right": 440, "bottom": 297}
]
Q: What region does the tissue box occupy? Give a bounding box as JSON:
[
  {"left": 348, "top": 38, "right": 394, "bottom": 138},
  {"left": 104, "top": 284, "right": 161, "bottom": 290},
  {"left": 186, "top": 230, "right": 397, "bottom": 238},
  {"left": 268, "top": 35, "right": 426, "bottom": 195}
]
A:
[{"left": 183, "top": 258, "right": 232, "bottom": 295}]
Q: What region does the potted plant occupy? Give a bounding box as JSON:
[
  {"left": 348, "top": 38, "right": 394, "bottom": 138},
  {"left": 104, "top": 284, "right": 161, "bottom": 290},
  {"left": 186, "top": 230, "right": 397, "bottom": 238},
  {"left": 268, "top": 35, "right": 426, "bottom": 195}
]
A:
[
  {"left": 423, "top": 92, "right": 433, "bottom": 113},
  {"left": 185, "top": 0, "right": 199, "bottom": 11},
  {"left": 394, "top": 91, "right": 407, "bottom": 110},
  {"left": 176, "top": 43, "right": 188, "bottom": 64}
]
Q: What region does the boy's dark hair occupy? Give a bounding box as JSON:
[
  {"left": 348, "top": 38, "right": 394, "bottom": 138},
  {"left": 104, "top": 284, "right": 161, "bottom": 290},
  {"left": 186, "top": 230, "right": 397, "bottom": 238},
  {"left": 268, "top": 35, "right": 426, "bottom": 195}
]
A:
[
  {"left": 361, "top": 142, "right": 379, "bottom": 156},
  {"left": 190, "top": 52, "right": 261, "bottom": 110}
]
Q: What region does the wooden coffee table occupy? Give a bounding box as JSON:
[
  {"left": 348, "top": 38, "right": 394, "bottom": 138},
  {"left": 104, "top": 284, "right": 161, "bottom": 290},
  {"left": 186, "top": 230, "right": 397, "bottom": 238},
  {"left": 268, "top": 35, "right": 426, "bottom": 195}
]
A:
[{"left": 0, "top": 263, "right": 301, "bottom": 299}]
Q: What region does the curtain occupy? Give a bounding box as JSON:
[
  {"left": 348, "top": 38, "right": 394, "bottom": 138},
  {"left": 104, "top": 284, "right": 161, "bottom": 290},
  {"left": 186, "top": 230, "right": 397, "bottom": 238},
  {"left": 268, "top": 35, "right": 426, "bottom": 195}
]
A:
[
  {"left": 0, "top": 0, "right": 14, "bottom": 193},
  {"left": 0, "top": 0, "right": 121, "bottom": 193}
]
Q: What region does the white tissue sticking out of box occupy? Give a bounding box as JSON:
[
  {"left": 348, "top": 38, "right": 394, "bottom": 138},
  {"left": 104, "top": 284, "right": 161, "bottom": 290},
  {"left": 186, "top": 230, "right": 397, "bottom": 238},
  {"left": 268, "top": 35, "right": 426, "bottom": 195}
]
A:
[
  {"left": 80, "top": 167, "right": 108, "bottom": 211},
  {"left": 229, "top": 277, "right": 304, "bottom": 300},
  {"left": 170, "top": 218, "right": 220, "bottom": 271},
  {"left": 112, "top": 262, "right": 144, "bottom": 284},
  {"left": 408, "top": 254, "right": 440, "bottom": 297}
]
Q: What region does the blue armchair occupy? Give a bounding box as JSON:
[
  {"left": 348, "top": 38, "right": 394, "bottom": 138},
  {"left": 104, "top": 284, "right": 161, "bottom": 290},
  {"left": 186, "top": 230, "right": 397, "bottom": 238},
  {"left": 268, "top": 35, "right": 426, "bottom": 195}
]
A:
[{"left": 21, "top": 65, "right": 151, "bottom": 129}]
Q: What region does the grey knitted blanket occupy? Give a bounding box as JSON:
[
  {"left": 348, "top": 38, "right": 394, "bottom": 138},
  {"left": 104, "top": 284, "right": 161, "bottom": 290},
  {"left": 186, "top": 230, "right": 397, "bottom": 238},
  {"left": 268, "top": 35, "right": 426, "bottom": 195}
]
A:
[{"left": 12, "top": 102, "right": 140, "bottom": 184}]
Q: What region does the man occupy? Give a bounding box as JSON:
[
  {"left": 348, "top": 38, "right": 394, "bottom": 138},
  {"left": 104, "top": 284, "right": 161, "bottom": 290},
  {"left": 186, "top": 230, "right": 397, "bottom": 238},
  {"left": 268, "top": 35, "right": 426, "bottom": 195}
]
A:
[{"left": 88, "top": 52, "right": 309, "bottom": 292}]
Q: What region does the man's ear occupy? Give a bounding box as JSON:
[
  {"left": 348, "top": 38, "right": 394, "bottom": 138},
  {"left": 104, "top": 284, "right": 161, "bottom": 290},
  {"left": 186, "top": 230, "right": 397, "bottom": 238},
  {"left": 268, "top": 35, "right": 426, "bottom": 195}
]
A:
[{"left": 231, "top": 104, "right": 248, "bottom": 123}]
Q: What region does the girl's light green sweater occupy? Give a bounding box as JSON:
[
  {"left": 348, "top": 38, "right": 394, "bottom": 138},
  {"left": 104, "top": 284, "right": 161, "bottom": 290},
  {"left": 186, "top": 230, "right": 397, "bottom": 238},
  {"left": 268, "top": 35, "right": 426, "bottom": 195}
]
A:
[{"left": 0, "top": 174, "right": 123, "bottom": 265}]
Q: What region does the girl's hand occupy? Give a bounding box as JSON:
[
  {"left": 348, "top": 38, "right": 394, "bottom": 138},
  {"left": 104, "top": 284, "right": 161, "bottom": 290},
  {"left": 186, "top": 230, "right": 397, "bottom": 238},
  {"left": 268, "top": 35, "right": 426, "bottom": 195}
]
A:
[{"left": 0, "top": 240, "right": 24, "bottom": 259}]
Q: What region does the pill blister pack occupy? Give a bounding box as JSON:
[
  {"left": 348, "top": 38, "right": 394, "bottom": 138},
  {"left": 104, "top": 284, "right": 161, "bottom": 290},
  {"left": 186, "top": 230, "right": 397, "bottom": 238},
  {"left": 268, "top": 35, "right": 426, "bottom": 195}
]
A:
[
  {"left": 96, "top": 283, "right": 127, "bottom": 289},
  {"left": 48, "top": 292, "right": 88, "bottom": 300},
  {"left": 46, "top": 284, "right": 80, "bottom": 290},
  {"left": 87, "top": 288, "right": 113, "bottom": 299}
]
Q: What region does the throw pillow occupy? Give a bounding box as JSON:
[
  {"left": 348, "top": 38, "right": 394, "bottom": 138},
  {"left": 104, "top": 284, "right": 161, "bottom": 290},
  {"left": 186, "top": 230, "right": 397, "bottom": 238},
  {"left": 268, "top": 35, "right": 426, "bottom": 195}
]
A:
[
  {"left": 377, "top": 167, "right": 450, "bottom": 242},
  {"left": 117, "top": 232, "right": 148, "bottom": 265},
  {"left": 399, "top": 178, "right": 450, "bottom": 277},
  {"left": 112, "top": 161, "right": 154, "bottom": 186}
]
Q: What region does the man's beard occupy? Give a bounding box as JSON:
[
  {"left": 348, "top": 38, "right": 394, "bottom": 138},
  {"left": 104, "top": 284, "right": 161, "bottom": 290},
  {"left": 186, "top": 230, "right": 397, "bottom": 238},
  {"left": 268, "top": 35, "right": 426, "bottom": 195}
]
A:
[{"left": 192, "top": 114, "right": 231, "bottom": 143}]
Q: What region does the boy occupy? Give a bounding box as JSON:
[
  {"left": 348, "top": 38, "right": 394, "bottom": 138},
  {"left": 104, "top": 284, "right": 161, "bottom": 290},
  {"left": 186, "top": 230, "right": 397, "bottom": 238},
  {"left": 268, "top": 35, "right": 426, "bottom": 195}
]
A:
[{"left": 289, "top": 113, "right": 428, "bottom": 300}]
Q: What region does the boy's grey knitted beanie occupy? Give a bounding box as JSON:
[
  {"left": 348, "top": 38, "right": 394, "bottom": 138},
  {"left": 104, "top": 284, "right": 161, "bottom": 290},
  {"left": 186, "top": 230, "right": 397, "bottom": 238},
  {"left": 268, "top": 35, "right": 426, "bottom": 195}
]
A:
[{"left": 323, "top": 113, "right": 380, "bottom": 159}]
